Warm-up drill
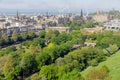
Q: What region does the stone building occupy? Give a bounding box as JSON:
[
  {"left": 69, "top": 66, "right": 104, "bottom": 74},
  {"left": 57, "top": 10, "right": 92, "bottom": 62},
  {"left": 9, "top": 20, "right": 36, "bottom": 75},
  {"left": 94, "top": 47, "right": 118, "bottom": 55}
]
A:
[
  {"left": 83, "top": 27, "right": 103, "bottom": 33},
  {"left": 45, "top": 27, "right": 72, "bottom": 33},
  {"left": 93, "top": 10, "right": 110, "bottom": 23},
  {"left": 84, "top": 42, "right": 96, "bottom": 47}
]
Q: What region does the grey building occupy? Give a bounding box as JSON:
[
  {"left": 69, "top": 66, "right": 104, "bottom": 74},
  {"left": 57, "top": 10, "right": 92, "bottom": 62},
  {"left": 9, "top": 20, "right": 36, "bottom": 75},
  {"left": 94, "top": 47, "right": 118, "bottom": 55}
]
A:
[{"left": 7, "top": 26, "right": 20, "bottom": 37}]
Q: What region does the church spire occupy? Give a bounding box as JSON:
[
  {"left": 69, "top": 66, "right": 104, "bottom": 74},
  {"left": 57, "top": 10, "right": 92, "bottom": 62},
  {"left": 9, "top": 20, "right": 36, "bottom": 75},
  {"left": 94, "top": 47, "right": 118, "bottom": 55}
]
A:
[
  {"left": 80, "top": 9, "right": 84, "bottom": 21},
  {"left": 80, "top": 9, "right": 83, "bottom": 17},
  {"left": 16, "top": 10, "right": 19, "bottom": 21}
]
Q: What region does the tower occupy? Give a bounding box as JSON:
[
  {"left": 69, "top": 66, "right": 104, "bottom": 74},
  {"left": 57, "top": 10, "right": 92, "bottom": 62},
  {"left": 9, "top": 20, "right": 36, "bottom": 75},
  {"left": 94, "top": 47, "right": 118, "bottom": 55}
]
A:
[
  {"left": 80, "top": 9, "right": 84, "bottom": 21},
  {"left": 16, "top": 10, "right": 19, "bottom": 21},
  {"left": 80, "top": 9, "right": 83, "bottom": 18}
]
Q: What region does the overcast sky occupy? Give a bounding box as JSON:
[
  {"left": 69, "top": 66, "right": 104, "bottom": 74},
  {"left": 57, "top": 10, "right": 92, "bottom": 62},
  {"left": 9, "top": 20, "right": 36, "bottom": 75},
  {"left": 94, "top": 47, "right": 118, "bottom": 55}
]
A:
[{"left": 0, "top": 0, "right": 120, "bottom": 10}]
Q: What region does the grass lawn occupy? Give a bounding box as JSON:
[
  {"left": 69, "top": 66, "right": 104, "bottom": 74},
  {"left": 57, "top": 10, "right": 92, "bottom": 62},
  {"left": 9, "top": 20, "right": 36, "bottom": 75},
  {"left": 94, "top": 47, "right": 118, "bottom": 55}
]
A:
[{"left": 81, "top": 50, "right": 120, "bottom": 80}]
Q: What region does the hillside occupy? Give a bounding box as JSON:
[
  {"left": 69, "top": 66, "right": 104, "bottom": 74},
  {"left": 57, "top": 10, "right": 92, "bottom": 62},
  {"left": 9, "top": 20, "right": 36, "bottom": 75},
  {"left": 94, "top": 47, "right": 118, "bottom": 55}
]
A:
[{"left": 81, "top": 50, "right": 120, "bottom": 80}]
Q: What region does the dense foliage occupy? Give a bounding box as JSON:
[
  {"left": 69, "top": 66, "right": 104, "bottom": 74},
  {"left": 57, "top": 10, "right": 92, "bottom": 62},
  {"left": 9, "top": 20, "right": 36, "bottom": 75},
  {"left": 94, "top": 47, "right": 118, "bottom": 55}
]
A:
[
  {"left": 0, "top": 29, "right": 119, "bottom": 80},
  {"left": 60, "top": 20, "right": 99, "bottom": 30},
  {"left": 0, "top": 30, "right": 36, "bottom": 48}
]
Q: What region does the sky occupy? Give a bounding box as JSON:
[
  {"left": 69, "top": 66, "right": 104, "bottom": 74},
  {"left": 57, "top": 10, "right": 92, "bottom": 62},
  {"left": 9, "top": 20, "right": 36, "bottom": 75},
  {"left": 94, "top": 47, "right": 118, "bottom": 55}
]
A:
[{"left": 0, "top": 0, "right": 120, "bottom": 11}]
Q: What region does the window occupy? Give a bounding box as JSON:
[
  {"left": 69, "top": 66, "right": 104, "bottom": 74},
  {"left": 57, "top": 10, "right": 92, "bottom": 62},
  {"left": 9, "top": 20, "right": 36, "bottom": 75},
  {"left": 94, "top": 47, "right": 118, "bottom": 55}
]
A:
[
  {"left": 116, "top": 27, "right": 119, "bottom": 30},
  {"left": 111, "top": 27, "right": 115, "bottom": 29}
]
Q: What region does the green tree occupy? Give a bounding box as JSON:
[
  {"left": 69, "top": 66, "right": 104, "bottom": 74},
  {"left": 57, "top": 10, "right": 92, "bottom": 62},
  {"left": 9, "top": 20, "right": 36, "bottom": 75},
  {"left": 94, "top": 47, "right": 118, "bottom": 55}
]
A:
[
  {"left": 35, "top": 49, "right": 52, "bottom": 69},
  {"left": 22, "top": 40, "right": 32, "bottom": 48},
  {"left": 45, "top": 29, "right": 60, "bottom": 42},
  {"left": 64, "top": 20, "right": 84, "bottom": 30},
  {"left": 53, "top": 30, "right": 60, "bottom": 37},
  {"left": 39, "top": 30, "right": 46, "bottom": 38},
  {"left": 20, "top": 32, "right": 28, "bottom": 40},
  {"left": 0, "top": 55, "right": 8, "bottom": 77},
  {"left": 70, "top": 30, "right": 85, "bottom": 45},
  {"left": 104, "top": 44, "right": 119, "bottom": 56},
  {"left": 20, "top": 53, "right": 37, "bottom": 76},
  {"left": 3, "top": 55, "right": 15, "bottom": 80},
  {"left": 83, "top": 20, "right": 95, "bottom": 28},
  {"left": 51, "top": 32, "right": 72, "bottom": 45},
  {"left": 109, "top": 44, "right": 118, "bottom": 53},
  {"left": 39, "top": 64, "right": 58, "bottom": 80},
  {"left": 32, "top": 38, "right": 45, "bottom": 47},
  {"left": 29, "top": 45, "right": 42, "bottom": 55},
  {"left": 30, "top": 73, "right": 40, "bottom": 80},
  {"left": 57, "top": 65, "right": 71, "bottom": 79},
  {"left": 12, "top": 30, "right": 18, "bottom": 42},
  {"left": 0, "top": 37, "right": 3, "bottom": 46},
  {"left": 45, "top": 29, "right": 55, "bottom": 41},
  {"left": 55, "top": 57, "right": 65, "bottom": 67},
  {"left": 28, "top": 30, "right": 36, "bottom": 39},
  {"left": 60, "top": 70, "right": 84, "bottom": 80},
  {"left": 100, "top": 37, "right": 111, "bottom": 48}
]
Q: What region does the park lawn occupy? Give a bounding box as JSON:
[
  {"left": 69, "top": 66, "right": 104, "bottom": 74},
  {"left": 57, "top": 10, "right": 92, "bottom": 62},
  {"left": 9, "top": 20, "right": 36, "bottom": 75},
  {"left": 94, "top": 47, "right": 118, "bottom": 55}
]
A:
[{"left": 81, "top": 50, "right": 120, "bottom": 80}]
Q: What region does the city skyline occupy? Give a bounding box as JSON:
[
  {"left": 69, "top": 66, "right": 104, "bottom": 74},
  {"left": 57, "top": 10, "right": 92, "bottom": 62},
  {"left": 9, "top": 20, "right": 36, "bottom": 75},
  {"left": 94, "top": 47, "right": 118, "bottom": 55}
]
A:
[{"left": 0, "top": 0, "right": 120, "bottom": 10}]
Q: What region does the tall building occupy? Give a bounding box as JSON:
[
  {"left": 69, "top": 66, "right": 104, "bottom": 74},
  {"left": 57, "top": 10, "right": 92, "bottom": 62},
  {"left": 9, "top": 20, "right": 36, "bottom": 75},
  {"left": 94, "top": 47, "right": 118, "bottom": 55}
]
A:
[
  {"left": 80, "top": 9, "right": 84, "bottom": 21},
  {"left": 16, "top": 10, "right": 19, "bottom": 21},
  {"left": 80, "top": 9, "right": 83, "bottom": 18}
]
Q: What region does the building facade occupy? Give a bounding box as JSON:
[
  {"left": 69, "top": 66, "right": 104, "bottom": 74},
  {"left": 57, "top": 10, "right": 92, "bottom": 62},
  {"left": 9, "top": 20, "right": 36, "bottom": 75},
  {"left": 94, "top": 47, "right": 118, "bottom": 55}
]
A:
[
  {"left": 104, "top": 19, "right": 120, "bottom": 31},
  {"left": 93, "top": 10, "right": 110, "bottom": 23},
  {"left": 45, "top": 27, "right": 72, "bottom": 33}
]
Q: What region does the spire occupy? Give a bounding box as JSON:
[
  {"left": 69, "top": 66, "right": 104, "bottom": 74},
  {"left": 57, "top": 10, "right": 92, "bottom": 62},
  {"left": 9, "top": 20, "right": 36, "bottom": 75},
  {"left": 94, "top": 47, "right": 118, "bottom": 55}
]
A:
[
  {"left": 80, "top": 9, "right": 83, "bottom": 17},
  {"left": 80, "top": 9, "right": 84, "bottom": 21},
  {"left": 16, "top": 10, "right": 19, "bottom": 21}
]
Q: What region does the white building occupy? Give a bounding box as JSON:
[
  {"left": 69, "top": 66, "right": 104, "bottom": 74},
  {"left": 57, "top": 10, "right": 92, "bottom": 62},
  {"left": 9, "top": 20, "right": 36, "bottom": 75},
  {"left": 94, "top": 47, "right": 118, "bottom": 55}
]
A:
[{"left": 104, "top": 19, "right": 120, "bottom": 31}]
